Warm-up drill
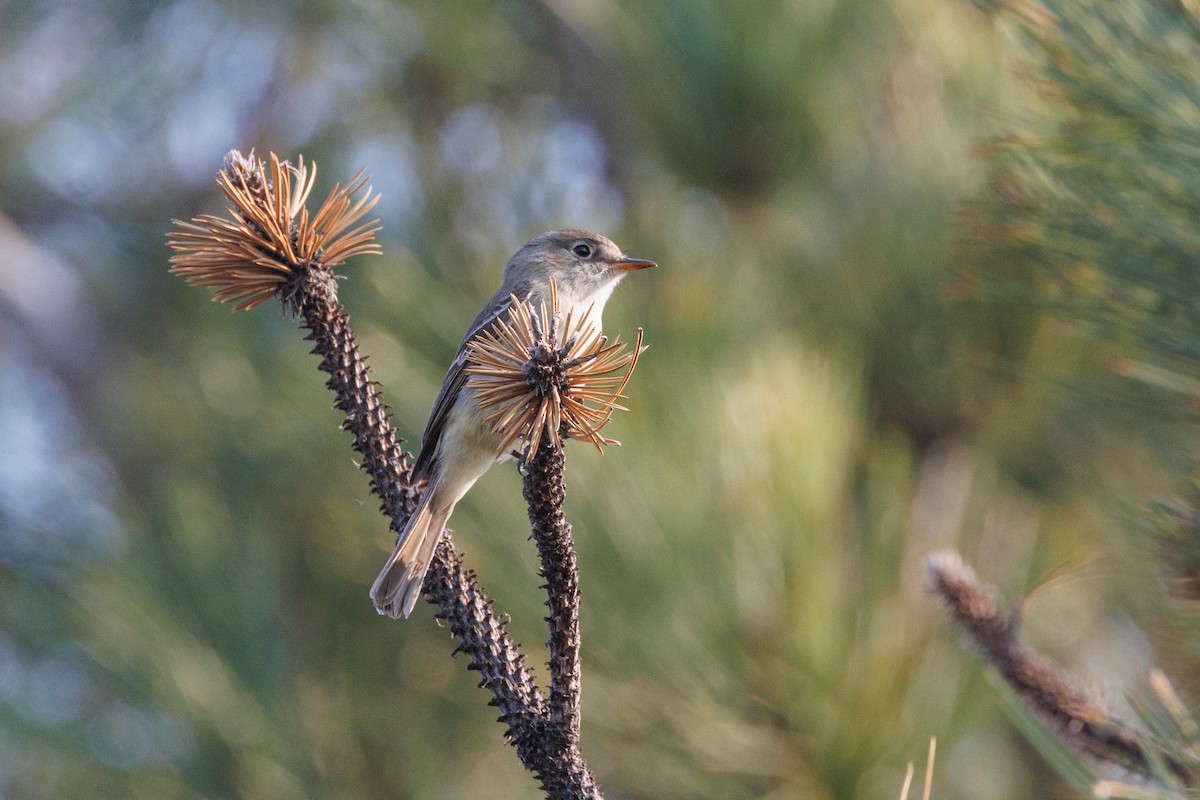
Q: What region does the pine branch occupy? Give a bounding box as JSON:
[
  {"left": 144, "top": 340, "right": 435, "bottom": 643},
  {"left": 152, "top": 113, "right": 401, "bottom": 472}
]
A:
[
  {"left": 285, "top": 266, "right": 552, "bottom": 731},
  {"left": 926, "top": 551, "right": 1191, "bottom": 785},
  {"left": 423, "top": 537, "right": 548, "bottom": 741},
  {"left": 523, "top": 435, "right": 599, "bottom": 798},
  {"left": 288, "top": 264, "right": 420, "bottom": 534},
  {"left": 525, "top": 437, "right": 582, "bottom": 736},
  {"left": 168, "top": 150, "right": 641, "bottom": 799}
]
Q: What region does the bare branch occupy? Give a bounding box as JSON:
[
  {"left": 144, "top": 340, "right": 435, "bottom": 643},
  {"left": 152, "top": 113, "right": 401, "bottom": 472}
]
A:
[
  {"left": 170, "top": 150, "right": 617, "bottom": 799},
  {"left": 926, "top": 551, "right": 1190, "bottom": 784}
]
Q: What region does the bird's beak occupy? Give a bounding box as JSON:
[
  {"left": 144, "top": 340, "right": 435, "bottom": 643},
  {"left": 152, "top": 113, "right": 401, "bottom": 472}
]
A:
[{"left": 612, "top": 257, "right": 656, "bottom": 272}]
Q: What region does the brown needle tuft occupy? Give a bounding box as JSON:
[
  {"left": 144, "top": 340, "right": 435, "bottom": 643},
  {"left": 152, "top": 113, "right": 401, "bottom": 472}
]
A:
[
  {"left": 465, "top": 279, "right": 646, "bottom": 459},
  {"left": 167, "top": 149, "right": 381, "bottom": 311}
]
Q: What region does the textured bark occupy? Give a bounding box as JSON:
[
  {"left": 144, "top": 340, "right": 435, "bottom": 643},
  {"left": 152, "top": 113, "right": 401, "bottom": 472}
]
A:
[
  {"left": 424, "top": 537, "right": 548, "bottom": 745},
  {"left": 280, "top": 264, "right": 601, "bottom": 798},
  {"left": 926, "top": 551, "right": 1191, "bottom": 785},
  {"left": 523, "top": 436, "right": 600, "bottom": 799},
  {"left": 289, "top": 267, "right": 420, "bottom": 532}
]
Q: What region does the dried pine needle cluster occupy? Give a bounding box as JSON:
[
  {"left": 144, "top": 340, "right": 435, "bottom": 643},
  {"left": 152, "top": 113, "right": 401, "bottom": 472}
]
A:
[
  {"left": 168, "top": 150, "right": 381, "bottom": 311},
  {"left": 465, "top": 282, "right": 646, "bottom": 457}
]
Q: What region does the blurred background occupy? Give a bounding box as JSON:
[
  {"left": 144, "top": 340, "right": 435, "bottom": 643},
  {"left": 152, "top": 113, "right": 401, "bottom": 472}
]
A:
[{"left": 3, "top": 0, "right": 1200, "bottom": 797}]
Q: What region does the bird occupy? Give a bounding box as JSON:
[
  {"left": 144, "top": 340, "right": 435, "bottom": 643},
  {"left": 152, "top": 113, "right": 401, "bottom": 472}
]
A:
[{"left": 370, "top": 229, "right": 655, "bottom": 618}]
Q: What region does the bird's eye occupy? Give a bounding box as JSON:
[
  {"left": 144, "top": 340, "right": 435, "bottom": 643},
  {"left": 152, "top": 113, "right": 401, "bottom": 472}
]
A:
[{"left": 572, "top": 243, "right": 593, "bottom": 258}]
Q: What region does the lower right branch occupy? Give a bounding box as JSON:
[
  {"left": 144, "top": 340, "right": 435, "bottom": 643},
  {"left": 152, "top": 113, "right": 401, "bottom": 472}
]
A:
[{"left": 925, "top": 551, "right": 1191, "bottom": 785}]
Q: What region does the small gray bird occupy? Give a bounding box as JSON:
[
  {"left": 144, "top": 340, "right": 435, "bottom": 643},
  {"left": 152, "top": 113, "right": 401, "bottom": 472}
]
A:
[{"left": 370, "top": 229, "right": 655, "bottom": 618}]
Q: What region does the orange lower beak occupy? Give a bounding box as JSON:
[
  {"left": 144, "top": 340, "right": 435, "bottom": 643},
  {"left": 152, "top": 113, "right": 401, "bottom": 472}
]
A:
[{"left": 613, "top": 257, "right": 656, "bottom": 272}]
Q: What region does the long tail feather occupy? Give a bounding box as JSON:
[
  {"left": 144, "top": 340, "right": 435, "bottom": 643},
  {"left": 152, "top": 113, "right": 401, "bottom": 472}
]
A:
[{"left": 370, "top": 494, "right": 453, "bottom": 618}]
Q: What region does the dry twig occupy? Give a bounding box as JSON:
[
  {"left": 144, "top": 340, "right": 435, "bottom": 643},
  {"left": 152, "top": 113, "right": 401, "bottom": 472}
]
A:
[
  {"left": 168, "top": 150, "right": 643, "bottom": 799},
  {"left": 926, "top": 551, "right": 1190, "bottom": 785}
]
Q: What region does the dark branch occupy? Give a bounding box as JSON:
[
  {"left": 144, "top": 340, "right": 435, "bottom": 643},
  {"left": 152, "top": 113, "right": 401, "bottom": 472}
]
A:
[
  {"left": 525, "top": 436, "right": 582, "bottom": 733},
  {"left": 522, "top": 435, "right": 601, "bottom": 799},
  {"left": 284, "top": 261, "right": 602, "bottom": 798},
  {"left": 926, "top": 551, "right": 1191, "bottom": 785},
  {"left": 173, "top": 152, "right": 608, "bottom": 798},
  {"left": 423, "top": 537, "right": 548, "bottom": 749},
  {"left": 288, "top": 266, "right": 420, "bottom": 532}
]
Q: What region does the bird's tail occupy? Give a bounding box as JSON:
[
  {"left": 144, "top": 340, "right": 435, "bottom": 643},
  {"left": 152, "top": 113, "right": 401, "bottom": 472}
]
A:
[{"left": 370, "top": 492, "right": 453, "bottom": 619}]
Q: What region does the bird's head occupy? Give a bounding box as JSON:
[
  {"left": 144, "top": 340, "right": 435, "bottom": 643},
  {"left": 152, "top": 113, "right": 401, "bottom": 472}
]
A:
[{"left": 503, "top": 229, "right": 654, "bottom": 306}]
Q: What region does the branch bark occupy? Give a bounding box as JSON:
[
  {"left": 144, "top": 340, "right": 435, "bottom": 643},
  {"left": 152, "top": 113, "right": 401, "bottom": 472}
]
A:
[
  {"left": 926, "top": 550, "right": 1191, "bottom": 785},
  {"left": 171, "top": 152, "right": 608, "bottom": 798},
  {"left": 523, "top": 435, "right": 599, "bottom": 798},
  {"left": 285, "top": 263, "right": 602, "bottom": 799}
]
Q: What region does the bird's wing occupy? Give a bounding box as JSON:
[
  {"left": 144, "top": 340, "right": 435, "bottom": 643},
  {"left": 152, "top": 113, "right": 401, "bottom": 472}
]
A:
[{"left": 412, "top": 285, "right": 530, "bottom": 480}]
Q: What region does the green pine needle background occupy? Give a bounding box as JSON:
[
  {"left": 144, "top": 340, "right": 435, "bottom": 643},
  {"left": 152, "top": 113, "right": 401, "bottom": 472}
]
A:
[{"left": 2, "top": 0, "right": 1199, "bottom": 797}]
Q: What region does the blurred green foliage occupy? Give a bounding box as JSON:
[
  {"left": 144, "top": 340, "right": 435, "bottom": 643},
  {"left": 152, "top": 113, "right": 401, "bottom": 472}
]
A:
[
  {"left": 960, "top": 0, "right": 1200, "bottom": 790},
  {"left": 1, "top": 0, "right": 1198, "bottom": 797},
  {"left": 965, "top": 1, "right": 1200, "bottom": 433}
]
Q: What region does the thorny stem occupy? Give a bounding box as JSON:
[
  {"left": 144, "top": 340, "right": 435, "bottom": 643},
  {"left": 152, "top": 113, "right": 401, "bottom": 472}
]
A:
[
  {"left": 926, "top": 551, "right": 1191, "bottom": 785},
  {"left": 285, "top": 266, "right": 419, "bottom": 534},
  {"left": 523, "top": 434, "right": 601, "bottom": 799},
  {"left": 280, "top": 262, "right": 598, "bottom": 798},
  {"left": 424, "top": 538, "right": 548, "bottom": 745},
  {"left": 173, "top": 151, "right": 612, "bottom": 798}
]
